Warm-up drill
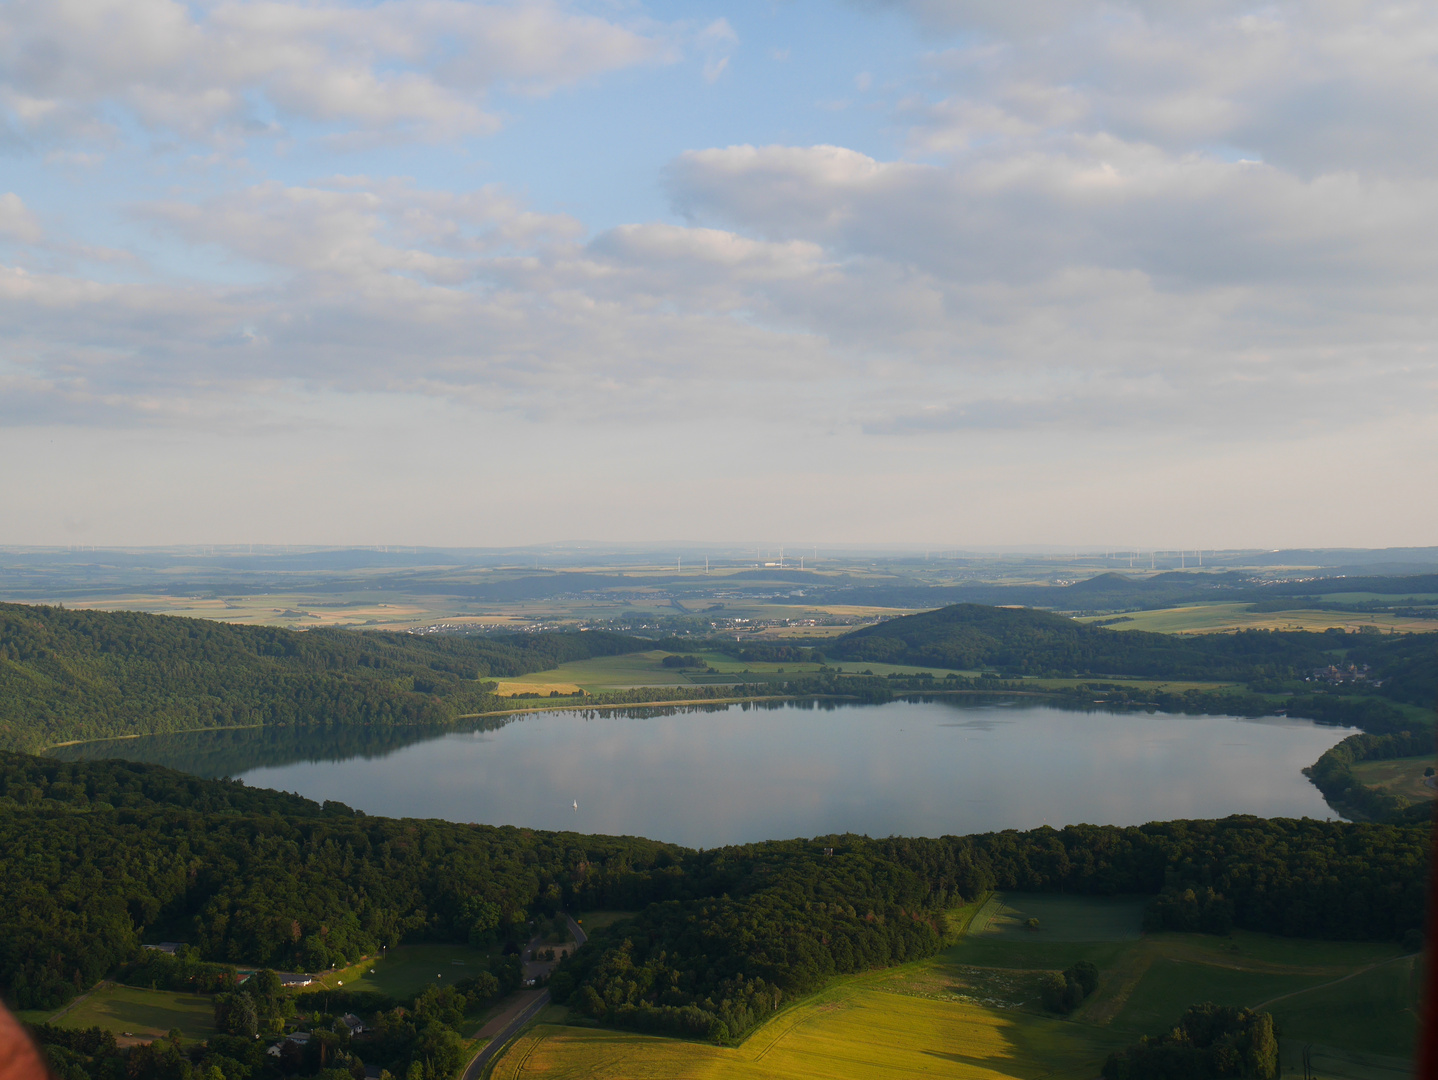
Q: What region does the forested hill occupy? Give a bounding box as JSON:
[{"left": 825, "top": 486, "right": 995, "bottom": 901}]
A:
[
  {"left": 0, "top": 603, "right": 644, "bottom": 752},
  {"left": 0, "top": 750, "right": 1426, "bottom": 1039},
  {"left": 828, "top": 603, "right": 1438, "bottom": 699}
]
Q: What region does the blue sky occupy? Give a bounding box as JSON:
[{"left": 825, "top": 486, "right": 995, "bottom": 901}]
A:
[{"left": 1, "top": 0, "right": 1435, "bottom": 547}]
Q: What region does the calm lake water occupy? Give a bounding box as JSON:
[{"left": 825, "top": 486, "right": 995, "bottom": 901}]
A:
[{"left": 57, "top": 698, "right": 1354, "bottom": 847}]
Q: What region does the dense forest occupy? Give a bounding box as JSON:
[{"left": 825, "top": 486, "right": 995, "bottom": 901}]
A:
[
  {"left": 1102, "top": 1003, "right": 1279, "bottom": 1080},
  {"left": 2, "top": 753, "right": 1426, "bottom": 1043},
  {"left": 828, "top": 603, "right": 1438, "bottom": 702},
  {"left": 0, "top": 603, "right": 648, "bottom": 751}
]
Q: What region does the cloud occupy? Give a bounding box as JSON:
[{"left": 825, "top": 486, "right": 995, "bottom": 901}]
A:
[
  {"left": 698, "top": 17, "right": 737, "bottom": 82},
  {"left": 893, "top": 0, "right": 1438, "bottom": 177},
  {"left": 2, "top": 0, "right": 1436, "bottom": 462},
  {"left": 0, "top": 0, "right": 675, "bottom": 145},
  {"left": 0, "top": 193, "right": 44, "bottom": 243}
]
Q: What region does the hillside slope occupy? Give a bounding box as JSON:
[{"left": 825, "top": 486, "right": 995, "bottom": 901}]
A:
[
  {"left": 827, "top": 603, "right": 1435, "bottom": 689},
  {"left": 0, "top": 603, "right": 642, "bottom": 752}
]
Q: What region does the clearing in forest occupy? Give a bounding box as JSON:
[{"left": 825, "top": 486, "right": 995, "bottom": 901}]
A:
[
  {"left": 51, "top": 983, "right": 215, "bottom": 1044},
  {"left": 488, "top": 892, "right": 1416, "bottom": 1080}
]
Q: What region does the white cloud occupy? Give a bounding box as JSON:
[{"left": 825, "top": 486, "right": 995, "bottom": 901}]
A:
[
  {"left": 698, "top": 16, "right": 737, "bottom": 82},
  {"left": 898, "top": 1, "right": 1438, "bottom": 177},
  {"left": 1, "top": 0, "right": 1436, "bottom": 547},
  {"left": 0, "top": 193, "right": 44, "bottom": 243},
  {"left": 0, "top": 0, "right": 675, "bottom": 145}
]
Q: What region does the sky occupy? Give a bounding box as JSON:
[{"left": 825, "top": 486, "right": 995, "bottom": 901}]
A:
[{"left": 1, "top": 0, "right": 1435, "bottom": 548}]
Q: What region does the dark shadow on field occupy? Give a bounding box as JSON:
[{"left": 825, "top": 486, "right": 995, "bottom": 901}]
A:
[{"left": 69, "top": 992, "right": 213, "bottom": 1038}]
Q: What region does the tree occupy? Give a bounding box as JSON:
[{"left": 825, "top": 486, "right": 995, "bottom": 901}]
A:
[{"left": 213, "top": 991, "right": 258, "bottom": 1037}]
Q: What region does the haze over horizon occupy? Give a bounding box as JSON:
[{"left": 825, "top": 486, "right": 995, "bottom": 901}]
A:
[{"left": 2, "top": 0, "right": 1435, "bottom": 548}]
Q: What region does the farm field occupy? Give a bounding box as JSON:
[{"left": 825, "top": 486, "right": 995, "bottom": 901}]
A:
[
  {"left": 50, "top": 983, "right": 215, "bottom": 1044},
  {"left": 487, "top": 650, "right": 986, "bottom": 697},
  {"left": 336, "top": 944, "right": 495, "bottom": 1000},
  {"left": 489, "top": 892, "right": 1417, "bottom": 1080},
  {"left": 37, "top": 588, "right": 896, "bottom": 636},
  {"left": 490, "top": 982, "right": 1125, "bottom": 1080},
  {"left": 968, "top": 892, "right": 1147, "bottom": 942},
  {"left": 1077, "top": 602, "right": 1438, "bottom": 635},
  {"left": 1350, "top": 755, "right": 1436, "bottom": 802},
  {"left": 489, "top": 651, "right": 1248, "bottom": 709}
]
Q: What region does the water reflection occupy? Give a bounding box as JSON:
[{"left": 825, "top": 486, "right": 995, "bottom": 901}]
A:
[{"left": 49, "top": 698, "right": 1355, "bottom": 847}]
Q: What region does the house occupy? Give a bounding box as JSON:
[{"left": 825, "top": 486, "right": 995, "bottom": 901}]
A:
[
  {"left": 141, "top": 943, "right": 184, "bottom": 955},
  {"left": 341, "top": 1013, "right": 365, "bottom": 1035},
  {"left": 265, "top": 1033, "right": 311, "bottom": 1058},
  {"left": 276, "top": 972, "right": 315, "bottom": 987}
]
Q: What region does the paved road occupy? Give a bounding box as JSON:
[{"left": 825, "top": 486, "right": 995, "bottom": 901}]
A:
[
  {"left": 459, "top": 913, "right": 587, "bottom": 1080},
  {"left": 461, "top": 990, "right": 550, "bottom": 1080},
  {"left": 565, "top": 914, "right": 588, "bottom": 947}
]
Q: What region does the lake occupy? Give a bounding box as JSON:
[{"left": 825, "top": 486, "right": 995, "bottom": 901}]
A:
[{"left": 52, "top": 697, "right": 1355, "bottom": 847}]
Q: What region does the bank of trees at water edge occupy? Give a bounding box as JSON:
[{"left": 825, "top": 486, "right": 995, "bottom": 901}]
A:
[{"left": 2, "top": 752, "right": 1423, "bottom": 1045}]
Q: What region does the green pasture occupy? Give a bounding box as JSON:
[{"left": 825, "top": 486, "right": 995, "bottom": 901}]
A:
[
  {"left": 336, "top": 943, "right": 494, "bottom": 1000},
  {"left": 1351, "top": 755, "right": 1436, "bottom": 802},
  {"left": 973, "top": 893, "right": 1148, "bottom": 942},
  {"left": 53, "top": 983, "right": 215, "bottom": 1042},
  {"left": 484, "top": 889, "right": 1422, "bottom": 1080},
  {"left": 573, "top": 911, "right": 638, "bottom": 933},
  {"left": 1264, "top": 953, "right": 1421, "bottom": 1058}
]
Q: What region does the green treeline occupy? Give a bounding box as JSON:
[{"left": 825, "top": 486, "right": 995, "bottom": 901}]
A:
[
  {"left": 0, "top": 602, "right": 646, "bottom": 751},
  {"left": 552, "top": 816, "right": 1425, "bottom": 1040},
  {"left": 0, "top": 752, "right": 677, "bottom": 1011},
  {"left": 2, "top": 752, "right": 1426, "bottom": 1036},
  {"left": 1103, "top": 1004, "right": 1279, "bottom": 1080},
  {"left": 1304, "top": 729, "right": 1435, "bottom": 822},
  {"left": 828, "top": 604, "right": 1438, "bottom": 701},
  {"left": 3, "top": 600, "right": 1433, "bottom": 756}
]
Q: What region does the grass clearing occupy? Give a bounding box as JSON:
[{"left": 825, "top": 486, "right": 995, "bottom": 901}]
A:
[
  {"left": 53, "top": 983, "right": 215, "bottom": 1043},
  {"left": 573, "top": 911, "right": 637, "bottom": 933},
  {"left": 488, "top": 892, "right": 1417, "bottom": 1080},
  {"left": 1263, "top": 953, "right": 1420, "bottom": 1057},
  {"left": 338, "top": 944, "right": 495, "bottom": 1000},
  {"left": 1350, "top": 755, "right": 1436, "bottom": 802},
  {"left": 974, "top": 894, "right": 1147, "bottom": 942}
]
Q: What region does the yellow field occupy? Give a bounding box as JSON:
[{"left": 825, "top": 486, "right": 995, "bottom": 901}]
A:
[
  {"left": 487, "top": 890, "right": 1412, "bottom": 1080},
  {"left": 52, "top": 593, "right": 531, "bottom": 632},
  {"left": 1077, "top": 603, "right": 1437, "bottom": 635},
  {"left": 489, "top": 680, "right": 585, "bottom": 696},
  {"left": 491, "top": 985, "right": 1120, "bottom": 1080}
]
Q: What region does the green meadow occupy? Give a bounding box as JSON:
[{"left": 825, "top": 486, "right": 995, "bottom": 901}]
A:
[
  {"left": 51, "top": 983, "right": 216, "bottom": 1043},
  {"left": 489, "top": 892, "right": 1416, "bottom": 1080},
  {"left": 336, "top": 944, "right": 496, "bottom": 1000}
]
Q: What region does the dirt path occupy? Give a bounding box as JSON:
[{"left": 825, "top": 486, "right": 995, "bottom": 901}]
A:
[
  {"left": 1250, "top": 952, "right": 1417, "bottom": 1011},
  {"left": 45, "top": 981, "right": 107, "bottom": 1025}
]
